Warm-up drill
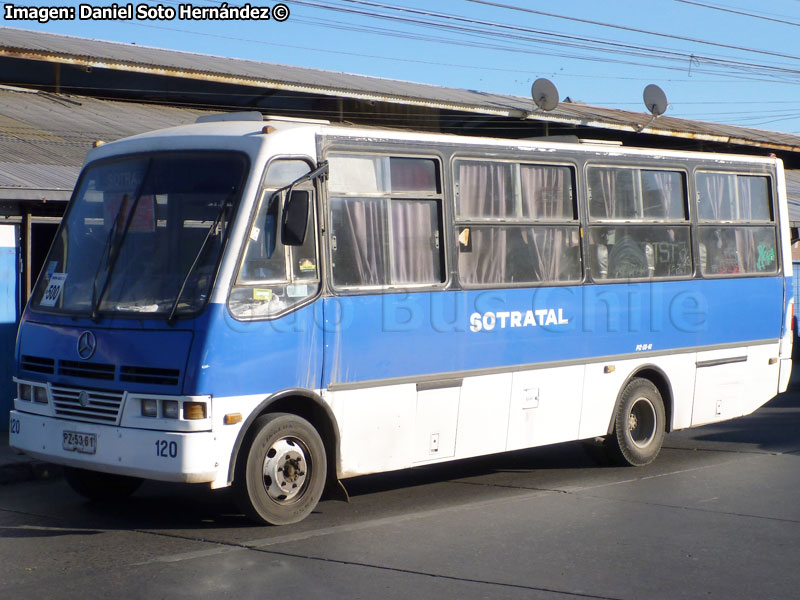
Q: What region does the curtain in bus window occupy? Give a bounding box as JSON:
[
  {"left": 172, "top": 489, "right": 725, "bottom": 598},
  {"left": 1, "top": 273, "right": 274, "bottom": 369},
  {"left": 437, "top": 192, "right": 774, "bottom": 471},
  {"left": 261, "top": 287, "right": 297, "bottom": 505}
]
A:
[
  {"left": 523, "top": 226, "right": 581, "bottom": 281},
  {"left": 588, "top": 168, "right": 636, "bottom": 219},
  {"left": 456, "top": 161, "right": 514, "bottom": 218},
  {"left": 390, "top": 200, "right": 440, "bottom": 284},
  {"left": 734, "top": 179, "right": 757, "bottom": 272},
  {"left": 330, "top": 197, "right": 388, "bottom": 286},
  {"left": 642, "top": 171, "right": 685, "bottom": 219},
  {"left": 459, "top": 225, "right": 580, "bottom": 284},
  {"left": 458, "top": 226, "right": 509, "bottom": 284},
  {"left": 697, "top": 173, "right": 735, "bottom": 220},
  {"left": 737, "top": 176, "right": 771, "bottom": 221},
  {"left": 389, "top": 158, "right": 438, "bottom": 193},
  {"left": 519, "top": 165, "right": 573, "bottom": 219}
]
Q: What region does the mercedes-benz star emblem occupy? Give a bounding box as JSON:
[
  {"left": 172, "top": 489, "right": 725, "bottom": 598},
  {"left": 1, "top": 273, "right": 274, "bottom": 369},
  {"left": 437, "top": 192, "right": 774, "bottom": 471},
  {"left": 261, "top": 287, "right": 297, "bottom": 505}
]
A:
[{"left": 77, "top": 331, "right": 97, "bottom": 360}]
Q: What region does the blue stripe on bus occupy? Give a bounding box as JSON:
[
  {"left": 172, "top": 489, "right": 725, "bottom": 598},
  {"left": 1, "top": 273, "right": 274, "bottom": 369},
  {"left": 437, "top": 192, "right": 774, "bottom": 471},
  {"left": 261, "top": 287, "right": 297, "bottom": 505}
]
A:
[
  {"left": 316, "top": 277, "right": 783, "bottom": 388},
  {"left": 16, "top": 276, "right": 786, "bottom": 399},
  {"left": 185, "top": 276, "right": 783, "bottom": 396}
]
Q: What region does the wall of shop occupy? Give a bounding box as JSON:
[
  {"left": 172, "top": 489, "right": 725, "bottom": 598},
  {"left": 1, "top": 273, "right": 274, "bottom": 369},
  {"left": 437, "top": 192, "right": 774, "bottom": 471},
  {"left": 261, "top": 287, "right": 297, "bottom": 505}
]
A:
[{"left": 0, "top": 224, "right": 19, "bottom": 428}]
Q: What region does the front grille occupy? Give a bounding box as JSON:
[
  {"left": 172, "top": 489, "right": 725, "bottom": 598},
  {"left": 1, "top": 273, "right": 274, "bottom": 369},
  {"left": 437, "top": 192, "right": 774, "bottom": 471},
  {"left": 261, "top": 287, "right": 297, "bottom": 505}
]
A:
[
  {"left": 59, "top": 360, "right": 115, "bottom": 380},
  {"left": 120, "top": 365, "right": 180, "bottom": 386},
  {"left": 20, "top": 355, "right": 55, "bottom": 375},
  {"left": 51, "top": 386, "right": 125, "bottom": 424}
]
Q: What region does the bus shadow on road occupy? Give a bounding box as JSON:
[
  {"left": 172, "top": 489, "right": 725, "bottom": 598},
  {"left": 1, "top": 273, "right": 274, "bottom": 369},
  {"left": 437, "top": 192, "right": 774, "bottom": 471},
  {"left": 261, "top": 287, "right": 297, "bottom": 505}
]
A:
[
  {"left": 667, "top": 389, "right": 800, "bottom": 454},
  {"left": 340, "top": 441, "right": 605, "bottom": 499}
]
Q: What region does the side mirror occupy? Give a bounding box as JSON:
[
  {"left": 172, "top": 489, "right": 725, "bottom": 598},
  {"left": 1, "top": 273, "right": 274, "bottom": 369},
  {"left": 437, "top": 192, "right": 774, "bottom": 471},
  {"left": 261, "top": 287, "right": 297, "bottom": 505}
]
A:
[{"left": 281, "top": 188, "right": 310, "bottom": 246}]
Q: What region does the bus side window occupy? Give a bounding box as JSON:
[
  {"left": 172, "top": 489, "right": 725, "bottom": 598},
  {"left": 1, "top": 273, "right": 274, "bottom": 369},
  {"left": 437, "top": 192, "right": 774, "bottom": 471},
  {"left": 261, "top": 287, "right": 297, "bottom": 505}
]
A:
[
  {"left": 454, "top": 160, "right": 580, "bottom": 286},
  {"left": 328, "top": 154, "right": 444, "bottom": 289},
  {"left": 696, "top": 173, "right": 777, "bottom": 276},
  {"left": 586, "top": 167, "right": 691, "bottom": 282}
]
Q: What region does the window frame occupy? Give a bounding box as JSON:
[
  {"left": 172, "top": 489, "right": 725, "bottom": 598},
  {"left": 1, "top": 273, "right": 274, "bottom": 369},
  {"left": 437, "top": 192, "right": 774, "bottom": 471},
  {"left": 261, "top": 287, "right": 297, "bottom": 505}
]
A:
[
  {"left": 582, "top": 163, "right": 693, "bottom": 283},
  {"left": 452, "top": 155, "right": 582, "bottom": 289},
  {"left": 31, "top": 149, "right": 251, "bottom": 320},
  {"left": 695, "top": 170, "right": 775, "bottom": 224},
  {"left": 693, "top": 169, "right": 780, "bottom": 279},
  {"left": 586, "top": 164, "right": 689, "bottom": 224},
  {"left": 324, "top": 151, "right": 448, "bottom": 294},
  {"left": 227, "top": 155, "right": 323, "bottom": 322}
]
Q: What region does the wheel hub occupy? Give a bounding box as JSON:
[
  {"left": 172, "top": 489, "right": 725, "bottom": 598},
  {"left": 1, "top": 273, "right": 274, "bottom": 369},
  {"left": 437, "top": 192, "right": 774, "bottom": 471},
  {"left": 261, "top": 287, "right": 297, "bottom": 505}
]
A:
[
  {"left": 263, "top": 438, "right": 308, "bottom": 503},
  {"left": 628, "top": 413, "right": 639, "bottom": 431},
  {"left": 628, "top": 396, "right": 656, "bottom": 449}
]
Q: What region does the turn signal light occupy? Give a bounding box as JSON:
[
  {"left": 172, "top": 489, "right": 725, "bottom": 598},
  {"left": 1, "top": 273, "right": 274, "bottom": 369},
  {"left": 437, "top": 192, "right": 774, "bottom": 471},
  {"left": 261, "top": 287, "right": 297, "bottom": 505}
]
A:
[
  {"left": 184, "top": 402, "right": 207, "bottom": 420},
  {"left": 224, "top": 413, "right": 243, "bottom": 425}
]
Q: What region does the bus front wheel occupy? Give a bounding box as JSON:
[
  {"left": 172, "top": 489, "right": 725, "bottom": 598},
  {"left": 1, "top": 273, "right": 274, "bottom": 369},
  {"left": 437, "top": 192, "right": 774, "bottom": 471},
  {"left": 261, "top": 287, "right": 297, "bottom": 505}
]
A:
[
  {"left": 234, "top": 413, "right": 327, "bottom": 526},
  {"left": 606, "top": 378, "right": 665, "bottom": 467}
]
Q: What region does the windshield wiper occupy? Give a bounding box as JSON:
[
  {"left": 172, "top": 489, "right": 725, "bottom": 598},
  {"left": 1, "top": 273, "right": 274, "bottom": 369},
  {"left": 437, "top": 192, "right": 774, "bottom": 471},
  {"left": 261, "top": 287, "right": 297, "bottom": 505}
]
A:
[
  {"left": 166, "top": 197, "right": 233, "bottom": 325},
  {"left": 89, "top": 161, "right": 151, "bottom": 322},
  {"left": 88, "top": 199, "right": 123, "bottom": 321}
]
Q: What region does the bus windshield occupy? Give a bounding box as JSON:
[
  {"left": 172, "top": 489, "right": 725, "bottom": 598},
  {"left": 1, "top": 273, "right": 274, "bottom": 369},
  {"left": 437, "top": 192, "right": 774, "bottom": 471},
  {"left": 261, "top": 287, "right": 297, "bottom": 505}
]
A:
[{"left": 31, "top": 151, "right": 248, "bottom": 318}]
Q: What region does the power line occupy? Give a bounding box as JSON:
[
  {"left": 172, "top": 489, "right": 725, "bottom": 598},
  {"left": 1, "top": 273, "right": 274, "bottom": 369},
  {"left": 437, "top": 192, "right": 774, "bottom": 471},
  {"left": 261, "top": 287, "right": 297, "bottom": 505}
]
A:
[
  {"left": 674, "top": 1, "right": 800, "bottom": 27},
  {"left": 458, "top": 0, "right": 800, "bottom": 61},
  {"left": 288, "top": 0, "right": 800, "bottom": 79},
  {"left": 127, "top": 9, "right": 798, "bottom": 85}
]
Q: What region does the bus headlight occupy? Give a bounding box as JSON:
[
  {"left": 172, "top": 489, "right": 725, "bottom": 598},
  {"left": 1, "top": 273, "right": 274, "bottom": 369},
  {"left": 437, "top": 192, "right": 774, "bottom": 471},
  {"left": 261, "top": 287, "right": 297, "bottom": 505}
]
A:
[
  {"left": 19, "top": 383, "right": 32, "bottom": 402},
  {"left": 33, "top": 386, "right": 48, "bottom": 403},
  {"left": 124, "top": 395, "right": 211, "bottom": 430},
  {"left": 162, "top": 400, "right": 180, "bottom": 419},
  {"left": 18, "top": 383, "right": 48, "bottom": 403},
  {"left": 141, "top": 399, "right": 158, "bottom": 417}
]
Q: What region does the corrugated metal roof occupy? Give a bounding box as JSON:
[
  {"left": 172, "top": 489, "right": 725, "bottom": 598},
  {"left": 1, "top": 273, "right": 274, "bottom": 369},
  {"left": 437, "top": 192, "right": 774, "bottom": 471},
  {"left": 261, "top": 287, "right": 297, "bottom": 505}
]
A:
[
  {"left": 3, "top": 26, "right": 800, "bottom": 153},
  {"left": 0, "top": 86, "right": 208, "bottom": 195}
]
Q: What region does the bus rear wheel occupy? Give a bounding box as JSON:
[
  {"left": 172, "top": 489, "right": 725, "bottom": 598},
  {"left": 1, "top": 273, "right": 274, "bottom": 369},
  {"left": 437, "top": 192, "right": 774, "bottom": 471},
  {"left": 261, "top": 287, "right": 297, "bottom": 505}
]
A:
[
  {"left": 606, "top": 378, "right": 665, "bottom": 467},
  {"left": 64, "top": 467, "right": 143, "bottom": 501},
  {"left": 234, "top": 413, "right": 327, "bottom": 526}
]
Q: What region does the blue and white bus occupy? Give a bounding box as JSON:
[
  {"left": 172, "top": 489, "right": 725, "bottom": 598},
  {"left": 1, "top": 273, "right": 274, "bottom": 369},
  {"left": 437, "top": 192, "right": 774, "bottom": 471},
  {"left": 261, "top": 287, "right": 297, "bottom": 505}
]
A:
[{"left": 9, "top": 113, "right": 794, "bottom": 525}]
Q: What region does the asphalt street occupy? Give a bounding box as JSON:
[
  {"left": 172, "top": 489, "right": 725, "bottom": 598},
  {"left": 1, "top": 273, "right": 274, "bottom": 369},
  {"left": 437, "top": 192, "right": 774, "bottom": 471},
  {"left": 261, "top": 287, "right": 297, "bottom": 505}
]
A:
[{"left": 1, "top": 390, "right": 800, "bottom": 599}]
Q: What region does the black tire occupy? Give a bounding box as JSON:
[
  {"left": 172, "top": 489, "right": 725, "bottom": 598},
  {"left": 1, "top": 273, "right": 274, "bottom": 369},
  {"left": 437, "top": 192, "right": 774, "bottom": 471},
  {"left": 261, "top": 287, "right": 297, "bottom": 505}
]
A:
[
  {"left": 234, "top": 413, "right": 327, "bottom": 526},
  {"left": 606, "top": 378, "right": 666, "bottom": 467},
  {"left": 64, "top": 467, "right": 143, "bottom": 501}
]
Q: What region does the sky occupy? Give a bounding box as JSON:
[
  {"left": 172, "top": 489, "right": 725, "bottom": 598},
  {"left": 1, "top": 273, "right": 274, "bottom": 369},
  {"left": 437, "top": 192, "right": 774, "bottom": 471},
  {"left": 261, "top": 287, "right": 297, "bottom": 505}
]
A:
[{"left": 3, "top": 0, "right": 800, "bottom": 133}]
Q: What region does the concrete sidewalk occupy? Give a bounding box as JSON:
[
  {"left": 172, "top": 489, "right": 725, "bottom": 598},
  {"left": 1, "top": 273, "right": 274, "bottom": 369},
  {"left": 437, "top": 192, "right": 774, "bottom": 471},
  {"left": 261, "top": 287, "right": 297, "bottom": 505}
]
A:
[{"left": 0, "top": 431, "right": 61, "bottom": 485}]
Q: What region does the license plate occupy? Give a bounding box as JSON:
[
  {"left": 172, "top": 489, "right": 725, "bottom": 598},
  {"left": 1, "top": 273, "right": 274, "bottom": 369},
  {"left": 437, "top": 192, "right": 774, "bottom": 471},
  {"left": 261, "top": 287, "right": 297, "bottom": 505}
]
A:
[{"left": 63, "top": 431, "right": 97, "bottom": 455}]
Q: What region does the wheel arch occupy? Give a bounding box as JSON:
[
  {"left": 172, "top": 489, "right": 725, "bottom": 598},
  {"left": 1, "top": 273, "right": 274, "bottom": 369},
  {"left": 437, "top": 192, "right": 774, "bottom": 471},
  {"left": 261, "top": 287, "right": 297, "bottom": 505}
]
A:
[
  {"left": 606, "top": 364, "right": 675, "bottom": 435},
  {"left": 227, "top": 388, "right": 341, "bottom": 488}
]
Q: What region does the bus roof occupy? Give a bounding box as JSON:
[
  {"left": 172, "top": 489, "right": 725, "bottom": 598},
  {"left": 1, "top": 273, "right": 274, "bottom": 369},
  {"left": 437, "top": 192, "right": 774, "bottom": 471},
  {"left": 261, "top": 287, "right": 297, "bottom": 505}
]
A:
[{"left": 88, "top": 113, "right": 781, "bottom": 168}]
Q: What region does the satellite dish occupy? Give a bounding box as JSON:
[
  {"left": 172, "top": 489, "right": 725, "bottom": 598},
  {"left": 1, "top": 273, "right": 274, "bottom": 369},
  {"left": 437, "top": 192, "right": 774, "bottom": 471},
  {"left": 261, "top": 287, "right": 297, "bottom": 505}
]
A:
[
  {"left": 643, "top": 84, "right": 668, "bottom": 116},
  {"left": 531, "top": 78, "right": 559, "bottom": 112}
]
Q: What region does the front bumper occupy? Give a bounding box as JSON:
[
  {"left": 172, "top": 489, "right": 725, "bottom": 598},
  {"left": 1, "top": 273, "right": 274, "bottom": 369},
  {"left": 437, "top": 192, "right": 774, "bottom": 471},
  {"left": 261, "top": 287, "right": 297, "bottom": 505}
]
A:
[{"left": 9, "top": 410, "right": 218, "bottom": 483}]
